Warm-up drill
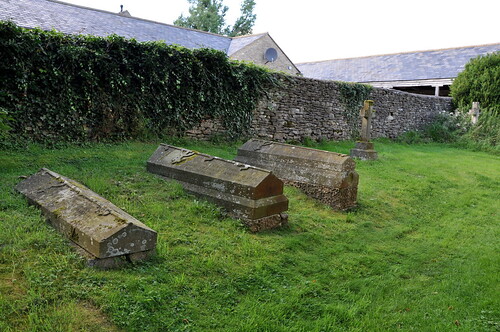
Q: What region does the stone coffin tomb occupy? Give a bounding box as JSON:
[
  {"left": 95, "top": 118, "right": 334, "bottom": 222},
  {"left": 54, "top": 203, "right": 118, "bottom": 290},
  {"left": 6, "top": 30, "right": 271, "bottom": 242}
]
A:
[
  {"left": 15, "top": 168, "right": 157, "bottom": 268},
  {"left": 147, "top": 144, "right": 288, "bottom": 232},
  {"left": 234, "top": 139, "right": 359, "bottom": 210}
]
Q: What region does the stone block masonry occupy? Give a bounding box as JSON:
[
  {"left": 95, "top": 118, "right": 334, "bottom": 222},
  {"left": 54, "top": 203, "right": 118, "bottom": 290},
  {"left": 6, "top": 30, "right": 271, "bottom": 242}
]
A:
[
  {"left": 252, "top": 76, "right": 453, "bottom": 142},
  {"left": 187, "top": 75, "right": 453, "bottom": 142},
  {"left": 367, "top": 87, "right": 453, "bottom": 140},
  {"left": 15, "top": 168, "right": 157, "bottom": 268},
  {"left": 235, "top": 139, "right": 359, "bottom": 210},
  {"left": 147, "top": 144, "right": 289, "bottom": 232}
]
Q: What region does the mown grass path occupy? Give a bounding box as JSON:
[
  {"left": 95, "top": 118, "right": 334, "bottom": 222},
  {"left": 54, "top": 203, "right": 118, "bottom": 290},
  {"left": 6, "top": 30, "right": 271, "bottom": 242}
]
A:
[{"left": 1, "top": 140, "right": 498, "bottom": 331}]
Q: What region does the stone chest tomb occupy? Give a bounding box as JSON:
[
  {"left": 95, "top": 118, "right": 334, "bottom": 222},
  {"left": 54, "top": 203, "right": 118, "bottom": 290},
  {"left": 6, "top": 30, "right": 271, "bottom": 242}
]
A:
[
  {"left": 234, "top": 139, "right": 359, "bottom": 210},
  {"left": 15, "top": 168, "right": 157, "bottom": 268},
  {"left": 147, "top": 144, "right": 288, "bottom": 232}
]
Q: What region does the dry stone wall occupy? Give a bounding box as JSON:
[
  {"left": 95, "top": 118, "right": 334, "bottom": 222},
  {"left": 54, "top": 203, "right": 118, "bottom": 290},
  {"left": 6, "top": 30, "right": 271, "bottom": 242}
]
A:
[
  {"left": 368, "top": 87, "right": 453, "bottom": 139},
  {"left": 187, "top": 75, "right": 454, "bottom": 141}
]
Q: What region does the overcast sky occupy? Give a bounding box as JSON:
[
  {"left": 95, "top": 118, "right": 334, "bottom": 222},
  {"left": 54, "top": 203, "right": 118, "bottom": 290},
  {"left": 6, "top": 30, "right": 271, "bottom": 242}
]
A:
[{"left": 62, "top": 0, "right": 500, "bottom": 63}]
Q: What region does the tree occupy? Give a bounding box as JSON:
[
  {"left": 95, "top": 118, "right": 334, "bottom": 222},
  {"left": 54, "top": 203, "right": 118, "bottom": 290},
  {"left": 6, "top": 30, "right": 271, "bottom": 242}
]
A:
[
  {"left": 174, "top": 0, "right": 228, "bottom": 34},
  {"left": 228, "top": 0, "right": 256, "bottom": 37},
  {"left": 174, "top": 0, "right": 256, "bottom": 37},
  {"left": 450, "top": 52, "right": 500, "bottom": 148},
  {"left": 451, "top": 52, "right": 500, "bottom": 111}
]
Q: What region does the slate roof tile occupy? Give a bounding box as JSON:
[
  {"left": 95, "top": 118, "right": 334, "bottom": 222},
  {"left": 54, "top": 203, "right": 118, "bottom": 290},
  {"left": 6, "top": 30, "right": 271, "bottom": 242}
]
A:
[
  {"left": 297, "top": 44, "right": 500, "bottom": 82},
  {"left": 0, "top": 0, "right": 232, "bottom": 52}
]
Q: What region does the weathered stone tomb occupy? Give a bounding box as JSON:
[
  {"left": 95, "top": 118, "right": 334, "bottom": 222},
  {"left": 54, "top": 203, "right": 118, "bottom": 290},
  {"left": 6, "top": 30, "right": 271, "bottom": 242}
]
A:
[
  {"left": 234, "top": 139, "right": 359, "bottom": 210},
  {"left": 147, "top": 144, "right": 288, "bottom": 232},
  {"left": 15, "top": 168, "right": 157, "bottom": 268}
]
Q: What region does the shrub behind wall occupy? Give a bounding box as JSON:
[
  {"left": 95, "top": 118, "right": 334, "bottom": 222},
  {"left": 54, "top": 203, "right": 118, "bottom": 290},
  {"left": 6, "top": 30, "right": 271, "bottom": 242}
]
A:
[
  {"left": 451, "top": 52, "right": 500, "bottom": 111},
  {"left": 0, "top": 21, "right": 275, "bottom": 144}
]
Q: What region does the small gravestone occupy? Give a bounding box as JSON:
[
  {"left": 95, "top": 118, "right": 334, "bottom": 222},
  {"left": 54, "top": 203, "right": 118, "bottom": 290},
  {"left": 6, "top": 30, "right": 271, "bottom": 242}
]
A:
[
  {"left": 15, "top": 168, "right": 157, "bottom": 268},
  {"left": 147, "top": 144, "right": 288, "bottom": 232},
  {"left": 350, "top": 100, "right": 378, "bottom": 160},
  {"left": 468, "top": 102, "right": 480, "bottom": 124},
  {"left": 234, "top": 139, "right": 359, "bottom": 210}
]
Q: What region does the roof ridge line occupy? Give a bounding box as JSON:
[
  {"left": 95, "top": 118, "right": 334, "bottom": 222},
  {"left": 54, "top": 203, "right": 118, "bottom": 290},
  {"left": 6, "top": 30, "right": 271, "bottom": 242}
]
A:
[
  {"left": 296, "top": 42, "right": 500, "bottom": 64},
  {"left": 230, "top": 32, "right": 267, "bottom": 40},
  {"left": 47, "top": 0, "right": 232, "bottom": 40}
]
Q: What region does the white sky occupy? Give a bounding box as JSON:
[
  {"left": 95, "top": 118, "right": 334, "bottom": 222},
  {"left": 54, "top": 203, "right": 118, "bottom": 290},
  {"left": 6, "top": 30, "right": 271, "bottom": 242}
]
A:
[{"left": 61, "top": 0, "right": 500, "bottom": 63}]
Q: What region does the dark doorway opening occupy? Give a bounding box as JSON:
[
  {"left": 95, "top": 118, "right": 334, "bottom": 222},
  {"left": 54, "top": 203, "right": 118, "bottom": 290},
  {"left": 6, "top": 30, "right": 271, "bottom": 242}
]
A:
[{"left": 393, "top": 85, "right": 450, "bottom": 96}]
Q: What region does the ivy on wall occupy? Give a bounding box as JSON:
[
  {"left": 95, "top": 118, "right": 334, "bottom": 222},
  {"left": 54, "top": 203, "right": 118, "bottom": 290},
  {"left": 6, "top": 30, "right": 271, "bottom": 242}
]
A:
[
  {"left": 336, "top": 81, "right": 372, "bottom": 139},
  {"left": 0, "top": 21, "right": 277, "bottom": 144}
]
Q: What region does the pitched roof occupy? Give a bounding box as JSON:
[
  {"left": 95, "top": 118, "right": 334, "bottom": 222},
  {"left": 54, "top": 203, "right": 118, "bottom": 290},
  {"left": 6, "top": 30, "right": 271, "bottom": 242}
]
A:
[
  {"left": 296, "top": 44, "right": 500, "bottom": 82},
  {"left": 0, "top": 0, "right": 299, "bottom": 72},
  {"left": 0, "top": 0, "right": 232, "bottom": 52},
  {"left": 227, "top": 33, "right": 266, "bottom": 56}
]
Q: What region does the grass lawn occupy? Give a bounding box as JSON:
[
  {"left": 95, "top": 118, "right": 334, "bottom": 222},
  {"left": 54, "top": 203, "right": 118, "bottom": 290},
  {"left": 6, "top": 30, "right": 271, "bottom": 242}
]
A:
[{"left": 0, "top": 139, "right": 498, "bottom": 331}]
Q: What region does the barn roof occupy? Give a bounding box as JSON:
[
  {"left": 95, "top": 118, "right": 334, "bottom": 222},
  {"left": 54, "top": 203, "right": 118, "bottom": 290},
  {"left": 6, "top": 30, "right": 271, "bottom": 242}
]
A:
[{"left": 296, "top": 44, "right": 500, "bottom": 82}]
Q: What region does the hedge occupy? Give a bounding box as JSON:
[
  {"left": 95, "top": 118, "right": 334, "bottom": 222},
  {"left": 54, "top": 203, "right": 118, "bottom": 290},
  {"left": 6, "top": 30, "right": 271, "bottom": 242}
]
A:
[{"left": 0, "top": 21, "right": 277, "bottom": 144}]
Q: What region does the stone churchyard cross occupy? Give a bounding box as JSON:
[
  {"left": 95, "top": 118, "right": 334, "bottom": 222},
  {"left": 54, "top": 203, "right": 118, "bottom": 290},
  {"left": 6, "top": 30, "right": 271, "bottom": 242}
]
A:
[
  {"left": 350, "top": 100, "right": 378, "bottom": 160},
  {"left": 468, "top": 102, "right": 480, "bottom": 124},
  {"left": 359, "top": 100, "right": 374, "bottom": 142}
]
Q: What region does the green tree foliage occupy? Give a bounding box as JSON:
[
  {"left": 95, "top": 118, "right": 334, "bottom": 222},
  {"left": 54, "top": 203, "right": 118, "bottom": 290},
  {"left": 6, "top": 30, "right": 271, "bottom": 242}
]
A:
[
  {"left": 451, "top": 52, "right": 500, "bottom": 148},
  {"left": 229, "top": 0, "right": 257, "bottom": 37},
  {"left": 0, "top": 109, "right": 12, "bottom": 141},
  {"left": 174, "top": 0, "right": 256, "bottom": 37},
  {"left": 466, "top": 107, "right": 500, "bottom": 148},
  {"left": 0, "top": 21, "right": 276, "bottom": 144},
  {"left": 0, "top": 92, "right": 12, "bottom": 140},
  {"left": 451, "top": 52, "right": 500, "bottom": 110},
  {"left": 174, "top": 0, "right": 228, "bottom": 34}
]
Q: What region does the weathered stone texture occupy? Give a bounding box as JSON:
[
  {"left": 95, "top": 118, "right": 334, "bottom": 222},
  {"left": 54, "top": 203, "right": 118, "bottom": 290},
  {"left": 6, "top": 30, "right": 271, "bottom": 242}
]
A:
[
  {"left": 72, "top": 243, "right": 156, "bottom": 269},
  {"left": 187, "top": 75, "right": 453, "bottom": 141},
  {"left": 147, "top": 144, "right": 288, "bottom": 231},
  {"left": 368, "top": 87, "right": 453, "bottom": 139},
  {"left": 15, "top": 168, "right": 157, "bottom": 264},
  {"left": 350, "top": 101, "right": 379, "bottom": 160},
  {"left": 242, "top": 213, "right": 288, "bottom": 233},
  {"left": 185, "top": 118, "right": 224, "bottom": 141},
  {"left": 235, "top": 139, "right": 359, "bottom": 210},
  {"left": 229, "top": 34, "right": 299, "bottom": 75},
  {"left": 252, "top": 77, "right": 453, "bottom": 142},
  {"left": 350, "top": 141, "right": 378, "bottom": 160}
]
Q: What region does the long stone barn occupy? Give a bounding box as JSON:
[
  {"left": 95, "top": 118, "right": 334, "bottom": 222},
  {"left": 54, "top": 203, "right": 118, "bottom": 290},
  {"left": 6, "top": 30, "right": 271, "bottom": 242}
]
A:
[{"left": 297, "top": 43, "right": 500, "bottom": 96}]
